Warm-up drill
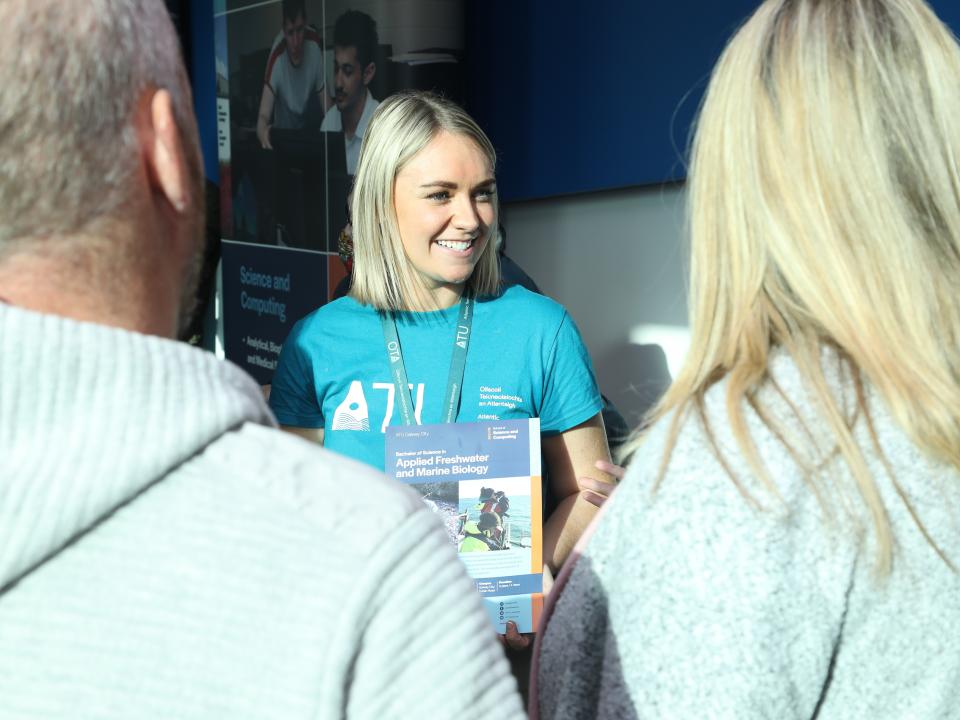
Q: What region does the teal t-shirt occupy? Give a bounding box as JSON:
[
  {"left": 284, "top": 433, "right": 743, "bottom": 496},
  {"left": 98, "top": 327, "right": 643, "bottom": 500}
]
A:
[{"left": 269, "top": 285, "right": 602, "bottom": 471}]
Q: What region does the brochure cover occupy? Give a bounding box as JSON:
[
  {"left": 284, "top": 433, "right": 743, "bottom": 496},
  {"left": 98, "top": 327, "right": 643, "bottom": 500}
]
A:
[{"left": 385, "top": 418, "right": 544, "bottom": 633}]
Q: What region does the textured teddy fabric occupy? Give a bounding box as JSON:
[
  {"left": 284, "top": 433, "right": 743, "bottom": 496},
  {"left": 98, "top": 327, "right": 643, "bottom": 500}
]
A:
[
  {"left": 538, "top": 351, "right": 960, "bottom": 719},
  {"left": 0, "top": 303, "right": 524, "bottom": 719}
]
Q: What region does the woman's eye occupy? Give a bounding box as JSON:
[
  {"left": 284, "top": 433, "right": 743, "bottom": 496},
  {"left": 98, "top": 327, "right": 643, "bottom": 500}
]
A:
[
  {"left": 428, "top": 191, "right": 450, "bottom": 201},
  {"left": 474, "top": 187, "right": 496, "bottom": 201}
]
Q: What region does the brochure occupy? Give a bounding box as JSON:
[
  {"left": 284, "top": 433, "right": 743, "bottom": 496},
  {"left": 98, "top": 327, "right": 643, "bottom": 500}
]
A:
[{"left": 385, "top": 418, "right": 544, "bottom": 633}]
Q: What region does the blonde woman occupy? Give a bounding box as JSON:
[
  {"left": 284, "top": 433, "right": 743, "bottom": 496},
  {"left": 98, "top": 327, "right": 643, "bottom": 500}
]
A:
[
  {"left": 534, "top": 0, "right": 960, "bottom": 717},
  {"left": 270, "top": 92, "right": 613, "bottom": 596}
]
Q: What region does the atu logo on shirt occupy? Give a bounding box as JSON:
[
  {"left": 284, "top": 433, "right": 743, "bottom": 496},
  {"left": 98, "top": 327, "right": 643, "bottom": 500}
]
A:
[{"left": 331, "top": 380, "right": 426, "bottom": 433}]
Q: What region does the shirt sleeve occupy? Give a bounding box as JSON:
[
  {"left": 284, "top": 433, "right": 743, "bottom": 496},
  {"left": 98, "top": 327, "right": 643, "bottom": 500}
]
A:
[
  {"left": 320, "top": 108, "right": 336, "bottom": 132},
  {"left": 268, "top": 320, "right": 324, "bottom": 428},
  {"left": 343, "top": 508, "right": 527, "bottom": 719},
  {"left": 538, "top": 310, "right": 603, "bottom": 435}
]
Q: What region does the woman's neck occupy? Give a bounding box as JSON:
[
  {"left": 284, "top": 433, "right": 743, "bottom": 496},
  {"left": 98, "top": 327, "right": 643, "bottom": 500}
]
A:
[{"left": 406, "top": 281, "right": 464, "bottom": 312}]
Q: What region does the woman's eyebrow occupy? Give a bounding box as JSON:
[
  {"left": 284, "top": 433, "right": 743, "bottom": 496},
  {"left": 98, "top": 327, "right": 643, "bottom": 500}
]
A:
[{"left": 419, "top": 178, "right": 496, "bottom": 189}]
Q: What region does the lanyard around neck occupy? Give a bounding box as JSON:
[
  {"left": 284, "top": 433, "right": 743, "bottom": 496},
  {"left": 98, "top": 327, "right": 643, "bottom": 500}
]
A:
[{"left": 380, "top": 294, "right": 474, "bottom": 426}]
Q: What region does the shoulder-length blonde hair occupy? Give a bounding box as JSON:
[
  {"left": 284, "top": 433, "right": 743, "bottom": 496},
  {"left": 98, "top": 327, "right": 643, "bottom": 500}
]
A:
[
  {"left": 349, "top": 91, "right": 500, "bottom": 311},
  {"left": 637, "top": 0, "right": 960, "bottom": 574}
]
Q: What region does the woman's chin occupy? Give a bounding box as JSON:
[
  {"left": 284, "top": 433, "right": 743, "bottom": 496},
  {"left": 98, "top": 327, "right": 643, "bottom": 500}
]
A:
[{"left": 429, "top": 275, "right": 471, "bottom": 291}]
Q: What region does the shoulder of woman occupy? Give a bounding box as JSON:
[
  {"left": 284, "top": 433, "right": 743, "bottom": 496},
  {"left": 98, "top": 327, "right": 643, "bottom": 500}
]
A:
[
  {"left": 623, "top": 366, "right": 840, "bottom": 517},
  {"left": 599, "top": 397, "right": 834, "bottom": 576},
  {"left": 484, "top": 284, "right": 568, "bottom": 322},
  {"left": 300, "top": 295, "right": 376, "bottom": 328}
]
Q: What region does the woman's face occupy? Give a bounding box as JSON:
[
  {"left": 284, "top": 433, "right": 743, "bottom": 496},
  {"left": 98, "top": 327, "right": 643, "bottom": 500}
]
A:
[{"left": 393, "top": 131, "right": 495, "bottom": 304}]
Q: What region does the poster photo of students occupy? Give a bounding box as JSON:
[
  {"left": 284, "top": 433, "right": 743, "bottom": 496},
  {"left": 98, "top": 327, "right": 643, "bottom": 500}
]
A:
[{"left": 216, "top": 0, "right": 466, "bottom": 254}]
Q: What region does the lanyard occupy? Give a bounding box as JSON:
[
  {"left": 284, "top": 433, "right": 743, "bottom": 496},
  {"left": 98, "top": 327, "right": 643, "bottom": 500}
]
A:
[{"left": 381, "top": 294, "right": 473, "bottom": 426}]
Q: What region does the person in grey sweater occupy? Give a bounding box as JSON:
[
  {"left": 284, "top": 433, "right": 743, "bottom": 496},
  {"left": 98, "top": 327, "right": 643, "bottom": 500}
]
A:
[
  {"left": 535, "top": 0, "right": 960, "bottom": 717},
  {"left": 0, "top": 1, "right": 523, "bottom": 717}
]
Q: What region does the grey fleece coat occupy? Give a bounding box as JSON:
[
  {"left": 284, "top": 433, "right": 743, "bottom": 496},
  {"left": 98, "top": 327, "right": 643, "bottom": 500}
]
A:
[
  {"left": 538, "top": 352, "right": 960, "bottom": 719},
  {"left": 0, "top": 303, "right": 524, "bottom": 719}
]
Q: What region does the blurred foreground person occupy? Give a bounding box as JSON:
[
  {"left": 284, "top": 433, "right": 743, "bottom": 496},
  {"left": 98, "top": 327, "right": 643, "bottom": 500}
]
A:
[
  {"left": 535, "top": 0, "right": 960, "bottom": 717},
  {"left": 0, "top": 1, "right": 522, "bottom": 717}
]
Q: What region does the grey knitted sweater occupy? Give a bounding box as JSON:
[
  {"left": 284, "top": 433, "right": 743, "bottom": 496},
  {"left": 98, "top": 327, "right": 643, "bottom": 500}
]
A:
[
  {"left": 0, "top": 304, "right": 524, "bottom": 719},
  {"left": 537, "top": 352, "right": 960, "bottom": 719}
]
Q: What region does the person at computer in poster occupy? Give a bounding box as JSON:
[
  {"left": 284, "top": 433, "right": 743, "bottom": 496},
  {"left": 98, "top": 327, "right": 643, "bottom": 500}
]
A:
[
  {"left": 256, "top": 0, "right": 326, "bottom": 150},
  {"left": 320, "top": 9, "right": 380, "bottom": 176}
]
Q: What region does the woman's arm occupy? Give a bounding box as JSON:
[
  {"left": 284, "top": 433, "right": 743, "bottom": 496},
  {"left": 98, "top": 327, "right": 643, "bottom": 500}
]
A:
[
  {"left": 279, "top": 425, "right": 324, "bottom": 445},
  {"left": 541, "top": 412, "right": 615, "bottom": 572}
]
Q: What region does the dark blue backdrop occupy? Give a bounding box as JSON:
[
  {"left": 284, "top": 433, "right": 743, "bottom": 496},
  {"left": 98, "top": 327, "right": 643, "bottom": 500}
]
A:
[
  {"left": 464, "top": 0, "right": 960, "bottom": 202},
  {"left": 189, "top": 0, "right": 218, "bottom": 182}
]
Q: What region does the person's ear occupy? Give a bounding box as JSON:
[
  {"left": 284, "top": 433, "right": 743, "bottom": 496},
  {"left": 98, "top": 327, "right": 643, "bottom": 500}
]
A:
[
  {"left": 142, "top": 88, "right": 190, "bottom": 214},
  {"left": 362, "top": 61, "right": 376, "bottom": 87}
]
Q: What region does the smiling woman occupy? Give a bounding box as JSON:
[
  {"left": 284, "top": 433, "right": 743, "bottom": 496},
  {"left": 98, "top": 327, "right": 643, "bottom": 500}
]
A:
[{"left": 268, "top": 93, "right": 615, "bottom": 596}]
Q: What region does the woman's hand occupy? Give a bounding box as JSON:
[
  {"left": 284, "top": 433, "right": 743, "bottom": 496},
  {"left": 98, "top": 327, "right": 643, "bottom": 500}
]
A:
[
  {"left": 500, "top": 621, "right": 532, "bottom": 651},
  {"left": 578, "top": 459, "right": 625, "bottom": 507},
  {"left": 497, "top": 565, "right": 553, "bottom": 651}
]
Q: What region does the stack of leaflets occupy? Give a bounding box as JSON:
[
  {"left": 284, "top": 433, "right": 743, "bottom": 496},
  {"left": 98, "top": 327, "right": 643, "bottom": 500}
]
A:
[{"left": 385, "top": 418, "right": 543, "bottom": 633}]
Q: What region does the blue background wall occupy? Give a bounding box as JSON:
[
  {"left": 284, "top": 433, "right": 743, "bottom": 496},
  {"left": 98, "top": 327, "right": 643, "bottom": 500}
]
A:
[
  {"left": 464, "top": 1, "right": 759, "bottom": 201},
  {"left": 463, "top": 0, "right": 960, "bottom": 202}
]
